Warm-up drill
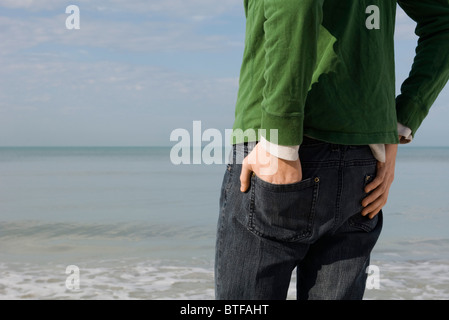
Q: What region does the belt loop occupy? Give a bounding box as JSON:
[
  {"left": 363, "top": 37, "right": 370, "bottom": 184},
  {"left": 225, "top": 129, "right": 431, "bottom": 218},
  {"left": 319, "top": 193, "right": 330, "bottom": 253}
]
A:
[{"left": 331, "top": 143, "right": 339, "bottom": 152}]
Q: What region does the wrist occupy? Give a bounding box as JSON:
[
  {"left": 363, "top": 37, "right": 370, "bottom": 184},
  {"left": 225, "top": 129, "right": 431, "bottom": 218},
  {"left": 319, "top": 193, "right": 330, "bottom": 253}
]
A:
[{"left": 259, "top": 136, "right": 299, "bottom": 161}]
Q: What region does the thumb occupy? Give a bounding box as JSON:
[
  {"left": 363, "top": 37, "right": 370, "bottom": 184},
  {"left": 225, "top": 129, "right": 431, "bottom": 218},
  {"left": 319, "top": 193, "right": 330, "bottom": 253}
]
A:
[{"left": 240, "top": 158, "right": 253, "bottom": 192}]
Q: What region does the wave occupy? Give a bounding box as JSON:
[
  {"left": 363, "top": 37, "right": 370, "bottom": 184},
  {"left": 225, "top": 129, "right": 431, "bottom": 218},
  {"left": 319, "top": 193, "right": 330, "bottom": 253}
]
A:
[
  {"left": 0, "top": 220, "right": 214, "bottom": 241},
  {"left": 0, "top": 257, "right": 448, "bottom": 300}
]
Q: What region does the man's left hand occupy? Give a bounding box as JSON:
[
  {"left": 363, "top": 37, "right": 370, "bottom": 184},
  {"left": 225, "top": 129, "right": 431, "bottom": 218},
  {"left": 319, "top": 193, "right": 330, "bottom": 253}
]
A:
[{"left": 361, "top": 143, "right": 399, "bottom": 219}]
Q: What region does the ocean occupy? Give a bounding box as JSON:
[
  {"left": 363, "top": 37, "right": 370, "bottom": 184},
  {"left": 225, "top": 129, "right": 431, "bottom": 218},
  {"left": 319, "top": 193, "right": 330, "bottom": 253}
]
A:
[{"left": 0, "top": 146, "right": 448, "bottom": 300}]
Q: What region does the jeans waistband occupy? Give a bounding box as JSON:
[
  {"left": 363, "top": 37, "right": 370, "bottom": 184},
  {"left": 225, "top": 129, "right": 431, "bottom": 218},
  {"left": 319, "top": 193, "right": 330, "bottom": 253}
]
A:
[
  {"left": 229, "top": 136, "right": 371, "bottom": 164},
  {"left": 301, "top": 135, "right": 327, "bottom": 146}
]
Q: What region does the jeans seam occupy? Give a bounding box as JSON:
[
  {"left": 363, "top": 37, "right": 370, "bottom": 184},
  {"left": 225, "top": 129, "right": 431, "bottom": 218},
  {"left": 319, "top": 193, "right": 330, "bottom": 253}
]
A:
[
  {"left": 332, "top": 152, "right": 344, "bottom": 233},
  {"left": 216, "top": 164, "right": 234, "bottom": 290},
  {"left": 248, "top": 175, "right": 256, "bottom": 232},
  {"left": 344, "top": 159, "right": 378, "bottom": 167},
  {"left": 301, "top": 161, "right": 340, "bottom": 168}
]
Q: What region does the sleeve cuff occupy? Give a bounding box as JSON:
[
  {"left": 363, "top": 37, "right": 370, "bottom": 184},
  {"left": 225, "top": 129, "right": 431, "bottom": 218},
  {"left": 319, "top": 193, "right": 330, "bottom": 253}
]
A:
[
  {"left": 397, "top": 122, "right": 413, "bottom": 144},
  {"left": 259, "top": 136, "right": 299, "bottom": 161}
]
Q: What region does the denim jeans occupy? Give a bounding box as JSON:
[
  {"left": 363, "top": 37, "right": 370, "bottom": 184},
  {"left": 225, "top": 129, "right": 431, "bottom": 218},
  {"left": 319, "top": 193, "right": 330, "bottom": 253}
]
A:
[{"left": 214, "top": 136, "right": 383, "bottom": 300}]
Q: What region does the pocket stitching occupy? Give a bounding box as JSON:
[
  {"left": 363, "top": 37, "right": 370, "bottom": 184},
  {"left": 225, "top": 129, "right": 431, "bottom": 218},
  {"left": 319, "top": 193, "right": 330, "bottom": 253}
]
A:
[
  {"left": 247, "top": 176, "right": 320, "bottom": 242},
  {"left": 220, "top": 164, "right": 234, "bottom": 215},
  {"left": 253, "top": 175, "right": 316, "bottom": 192},
  {"left": 348, "top": 173, "right": 378, "bottom": 232}
]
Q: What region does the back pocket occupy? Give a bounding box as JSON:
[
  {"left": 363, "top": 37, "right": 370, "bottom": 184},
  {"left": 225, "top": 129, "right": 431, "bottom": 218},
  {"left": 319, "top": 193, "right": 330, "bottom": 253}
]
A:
[{"left": 246, "top": 175, "right": 320, "bottom": 242}]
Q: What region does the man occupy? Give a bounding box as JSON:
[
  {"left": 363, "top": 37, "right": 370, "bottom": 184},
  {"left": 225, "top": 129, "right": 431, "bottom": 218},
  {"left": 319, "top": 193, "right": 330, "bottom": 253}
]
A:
[{"left": 215, "top": 0, "right": 449, "bottom": 300}]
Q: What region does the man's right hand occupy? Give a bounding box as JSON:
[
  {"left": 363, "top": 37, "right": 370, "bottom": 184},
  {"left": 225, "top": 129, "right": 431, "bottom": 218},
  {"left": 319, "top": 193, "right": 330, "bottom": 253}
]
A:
[
  {"left": 362, "top": 143, "right": 399, "bottom": 219},
  {"left": 240, "top": 143, "right": 302, "bottom": 192}
]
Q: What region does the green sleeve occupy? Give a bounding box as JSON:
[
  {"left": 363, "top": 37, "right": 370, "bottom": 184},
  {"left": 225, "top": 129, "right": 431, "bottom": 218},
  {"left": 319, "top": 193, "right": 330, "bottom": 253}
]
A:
[
  {"left": 261, "top": 0, "right": 324, "bottom": 146},
  {"left": 396, "top": 0, "right": 449, "bottom": 137}
]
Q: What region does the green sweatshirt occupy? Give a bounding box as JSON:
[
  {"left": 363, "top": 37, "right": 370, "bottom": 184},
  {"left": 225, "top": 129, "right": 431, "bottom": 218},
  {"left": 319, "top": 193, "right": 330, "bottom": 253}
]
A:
[{"left": 231, "top": 0, "right": 449, "bottom": 146}]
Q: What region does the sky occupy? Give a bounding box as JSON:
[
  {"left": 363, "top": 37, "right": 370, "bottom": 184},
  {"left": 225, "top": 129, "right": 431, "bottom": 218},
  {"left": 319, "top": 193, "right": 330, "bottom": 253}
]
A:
[{"left": 0, "top": 1, "right": 448, "bottom": 147}]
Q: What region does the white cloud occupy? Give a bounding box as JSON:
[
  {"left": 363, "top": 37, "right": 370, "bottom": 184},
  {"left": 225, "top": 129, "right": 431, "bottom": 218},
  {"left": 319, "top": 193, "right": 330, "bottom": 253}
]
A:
[
  {"left": 0, "top": 54, "right": 239, "bottom": 145},
  {"left": 0, "top": 0, "right": 58, "bottom": 10},
  {"left": 0, "top": 55, "right": 238, "bottom": 116},
  {"left": 0, "top": 0, "right": 242, "bottom": 17},
  {"left": 0, "top": 0, "right": 243, "bottom": 146},
  {"left": 0, "top": 6, "right": 242, "bottom": 57}
]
